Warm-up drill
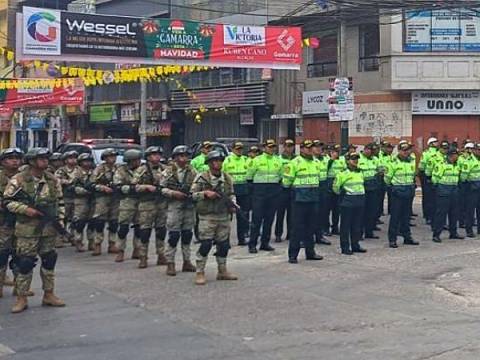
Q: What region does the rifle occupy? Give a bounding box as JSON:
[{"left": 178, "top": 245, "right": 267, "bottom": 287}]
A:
[{"left": 9, "top": 185, "right": 74, "bottom": 241}]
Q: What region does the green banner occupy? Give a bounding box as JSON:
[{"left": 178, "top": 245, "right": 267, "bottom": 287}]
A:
[{"left": 90, "top": 105, "right": 117, "bottom": 122}]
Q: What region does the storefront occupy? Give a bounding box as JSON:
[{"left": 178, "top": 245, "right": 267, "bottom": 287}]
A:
[
  {"left": 13, "top": 108, "right": 62, "bottom": 151},
  {"left": 301, "top": 90, "right": 340, "bottom": 144}
]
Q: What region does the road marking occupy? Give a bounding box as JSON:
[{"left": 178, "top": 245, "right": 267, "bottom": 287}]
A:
[{"left": 0, "top": 344, "right": 15, "bottom": 357}]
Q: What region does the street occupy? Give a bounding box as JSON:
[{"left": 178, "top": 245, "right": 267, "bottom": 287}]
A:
[{"left": 2, "top": 201, "right": 480, "bottom": 360}]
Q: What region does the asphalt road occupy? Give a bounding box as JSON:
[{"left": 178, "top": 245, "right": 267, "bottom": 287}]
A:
[{"left": 2, "top": 201, "right": 480, "bottom": 360}]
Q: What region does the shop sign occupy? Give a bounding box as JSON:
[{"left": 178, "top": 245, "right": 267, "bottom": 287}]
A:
[
  {"left": 239, "top": 107, "right": 254, "bottom": 125},
  {"left": 90, "top": 104, "right": 117, "bottom": 122},
  {"left": 20, "top": 7, "right": 302, "bottom": 69},
  {"left": 412, "top": 91, "right": 480, "bottom": 115},
  {"left": 120, "top": 103, "right": 139, "bottom": 121},
  {"left": 147, "top": 101, "right": 168, "bottom": 121},
  {"left": 302, "top": 90, "right": 329, "bottom": 115},
  {"left": 146, "top": 121, "right": 171, "bottom": 136},
  {"left": 25, "top": 109, "right": 49, "bottom": 129},
  {"left": 328, "top": 77, "right": 354, "bottom": 121}
]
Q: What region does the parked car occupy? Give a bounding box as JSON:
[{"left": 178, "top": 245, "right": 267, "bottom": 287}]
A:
[
  {"left": 55, "top": 138, "right": 143, "bottom": 164},
  {"left": 216, "top": 138, "right": 260, "bottom": 155}
]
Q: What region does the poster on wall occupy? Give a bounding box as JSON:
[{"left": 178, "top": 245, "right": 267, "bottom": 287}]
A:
[
  {"left": 19, "top": 7, "right": 303, "bottom": 69},
  {"left": 328, "top": 77, "right": 354, "bottom": 122}
]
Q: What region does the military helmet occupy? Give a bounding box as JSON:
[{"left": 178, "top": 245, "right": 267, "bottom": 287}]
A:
[
  {"left": 205, "top": 150, "right": 225, "bottom": 164},
  {"left": 0, "top": 147, "right": 24, "bottom": 162},
  {"left": 123, "top": 149, "right": 142, "bottom": 162},
  {"left": 172, "top": 145, "right": 190, "bottom": 157},
  {"left": 101, "top": 148, "right": 118, "bottom": 160},
  {"left": 77, "top": 153, "right": 94, "bottom": 163},
  {"left": 50, "top": 152, "right": 62, "bottom": 161},
  {"left": 25, "top": 147, "right": 51, "bottom": 162},
  {"left": 145, "top": 146, "right": 164, "bottom": 158},
  {"left": 61, "top": 150, "right": 79, "bottom": 160}
]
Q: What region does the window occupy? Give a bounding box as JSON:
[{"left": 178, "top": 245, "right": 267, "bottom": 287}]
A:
[
  {"left": 307, "top": 35, "right": 338, "bottom": 78},
  {"left": 220, "top": 69, "right": 233, "bottom": 85},
  {"left": 359, "top": 23, "right": 380, "bottom": 72}
]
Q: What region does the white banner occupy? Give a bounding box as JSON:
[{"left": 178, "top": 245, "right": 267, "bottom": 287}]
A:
[
  {"left": 412, "top": 91, "right": 480, "bottom": 115},
  {"left": 23, "top": 7, "right": 61, "bottom": 55},
  {"left": 302, "top": 90, "right": 329, "bottom": 115}
]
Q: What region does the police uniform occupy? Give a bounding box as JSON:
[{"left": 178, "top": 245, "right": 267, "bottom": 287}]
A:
[
  {"left": 461, "top": 143, "right": 480, "bottom": 237},
  {"left": 313, "top": 141, "right": 330, "bottom": 244},
  {"left": 191, "top": 141, "right": 212, "bottom": 173},
  {"left": 326, "top": 145, "right": 346, "bottom": 235},
  {"left": 358, "top": 144, "right": 380, "bottom": 238}
]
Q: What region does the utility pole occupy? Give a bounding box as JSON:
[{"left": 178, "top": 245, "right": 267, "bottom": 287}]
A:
[
  {"left": 140, "top": 80, "right": 147, "bottom": 148},
  {"left": 337, "top": 16, "right": 349, "bottom": 150}
]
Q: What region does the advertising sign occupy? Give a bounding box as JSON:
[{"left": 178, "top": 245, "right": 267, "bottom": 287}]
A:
[
  {"left": 302, "top": 90, "right": 329, "bottom": 115},
  {"left": 90, "top": 104, "right": 117, "bottom": 122},
  {"left": 23, "top": 7, "right": 61, "bottom": 55},
  {"left": 146, "top": 121, "right": 171, "bottom": 136},
  {"left": 412, "top": 91, "right": 480, "bottom": 115},
  {"left": 239, "top": 107, "right": 254, "bottom": 125},
  {"left": 19, "top": 7, "right": 302, "bottom": 69},
  {"left": 120, "top": 103, "right": 139, "bottom": 121},
  {"left": 328, "top": 78, "right": 354, "bottom": 122}
]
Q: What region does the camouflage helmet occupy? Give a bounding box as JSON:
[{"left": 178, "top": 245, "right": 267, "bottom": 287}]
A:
[
  {"left": 50, "top": 152, "right": 62, "bottom": 161},
  {"left": 61, "top": 150, "right": 79, "bottom": 160},
  {"left": 123, "top": 149, "right": 142, "bottom": 162},
  {"left": 205, "top": 150, "right": 225, "bottom": 164},
  {"left": 25, "top": 147, "right": 51, "bottom": 163},
  {"left": 0, "top": 147, "right": 24, "bottom": 162},
  {"left": 77, "top": 153, "right": 94, "bottom": 163},
  {"left": 101, "top": 148, "right": 118, "bottom": 160},
  {"left": 145, "top": 146, "right": 164, "bottom": 158},
  {"left": 172, "top": 145, "right": 190, "bottom": 157}
]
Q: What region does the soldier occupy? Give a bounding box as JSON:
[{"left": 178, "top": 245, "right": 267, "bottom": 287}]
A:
[
  {"left": 191, "top": 150, "right": 238, "bottom": 285},
  {"left": 274, "top": 139, "right": 295, "bottom": 243},
  {"left": 191, "top": 141, "right": 212, "bottom": 172},
  {"left": 0, "top": 148, "right": 24, "bottom": 298},
  {"left": 160, "top": 146, "right": 197, "bottom": 276},
  {"left": 222, "top": 141, "right": 249, "bottom": 246},
  {"left": 113, "top": 149, "right": 142, "bottom": 263},
  {"left": 72, "top": 153, "right": 95, "bottom": 252},
  {"left": 91, "top": 148, "right": 120, "bottom": 256},
  {"left": 5, "top": 148, "right": 66, "bottom": 313},
  {"left": 134, "top": 146, "right": 168, "bottom": 269},
  {"left": 47, "top": 152, "right": 63, "bottom": 174},
  {"left": 55, "top": 151, "right": 78, "bottom": 245}
]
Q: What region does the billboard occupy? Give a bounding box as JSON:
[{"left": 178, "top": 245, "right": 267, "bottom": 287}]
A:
[
  {"left": 19, "top": 7, "right": 302, "bottom": 69},
  {"left": 23, "top": 7, "right": 61, "bottom": 55}
]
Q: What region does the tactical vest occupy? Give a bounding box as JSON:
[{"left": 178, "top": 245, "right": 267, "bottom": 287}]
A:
[{"left": 194, "top": 171, "right": 233, "bottom": 216}]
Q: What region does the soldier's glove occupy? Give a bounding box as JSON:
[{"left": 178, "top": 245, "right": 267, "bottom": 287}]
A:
[
  {"left": 204, "top": 190, "right": 221, "bottom": 200},
  {"left": 25, "top": 207, "right": 44, "bottom": 218}
]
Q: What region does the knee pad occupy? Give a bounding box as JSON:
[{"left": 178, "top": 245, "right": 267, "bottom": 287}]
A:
[
  {"left": 198, "top": 239, "right": 213, "bottom": 257},
  {"left": 0, "top": 249, "right": 10, "bottom": 267},
  {"left": 216, "top": 241, "right": 230, "bottom": 258},
  {"left": 108, "top": 220, "right": 119, "bottom": 233},
  {"left": 155, "top": 227, "right": 166, "bottom": 241},
  {"left": 132, "top": 225, "right": 140, "bottom": 238},
  {"left": 16, "top": 255, "right": 37, "bottom": 274},
  {"left": 167, "top": 231, "right": 180, "bottom": 247},
  {"left": 139, "top": 228, "right": 152, "bottom": 244},
  {"left": 181, "top": 230, "right": 193, "bottom": 245},
  {"left": 75, "top": 219, "right": 87, "bottom": 233},
  {"left": 40, "top": 250, "right": 57, "bottom": 271},
  {"left": 94, "top": 219, "right": 106, "bottom": 233},
  {"left": 118, "top": 224, "right": 130, "bottom": 239}
]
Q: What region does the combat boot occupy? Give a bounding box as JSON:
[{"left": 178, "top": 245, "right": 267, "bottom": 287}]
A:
[
  {"left": 182, "top": 260, "right": 196, "bottom": 272},
  {"left": 42, "top": 291, "right": 66, "bottom": 307},
  {"left": 115, "top": 250, "right": 124, "bottom": 263},
  {"left": 108, "top": 241, "right": 119, "bottom": 254},
  {"left": 11, "top": 296, "right": 28, "bottom": 313},
  {"left": 92, "top": 244, "right": 102, "bottom": 256},
  {"left": 156, "top": 254, "right": 167, "bottom": 266},
  {"left": 138, "top": 256, "right": 148, "bottom": 269},
  {"left": 195, "top": 272, "right": 206, "bottom": 285},
  {"left": 131, "top": 247, "right": 140, "bottom": 260},
  {"left": 3, "top": 274, "right": 14, "bottom": 287},
  {"left": 216, "top": 264, "right": 238, "bottom": 281},
  {"left": 75, "top": 241, "right": 86, "bottom": 253},
  {"left": 166, "top": 263, "right": 176, "bottom": 276}
]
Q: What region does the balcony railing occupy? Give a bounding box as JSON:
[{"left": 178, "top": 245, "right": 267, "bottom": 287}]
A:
[
  {"left": 359, "top": 56, "right": 380, "bottom": 72},
  {"left": 307, "top": 61, "right": 338, "bottom": 78}
]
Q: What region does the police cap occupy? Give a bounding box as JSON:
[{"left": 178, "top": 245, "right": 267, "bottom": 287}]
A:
[
  {"left": 300, "top": 140, "right": 314, "bottom": 148},
  {"left": 346, "top": 153, "right": 360, "bottom": 161}
]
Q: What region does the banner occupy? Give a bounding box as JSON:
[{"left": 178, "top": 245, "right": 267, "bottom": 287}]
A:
[
  {"left": 328, "top": 77, "right": 354, "bottom": 122},
  {"left": 90, "top": 104, "right": 117, "bottom": 122},
  {"left": 19, "top": 7, "right": 302, "bottom": 69},
  {"left": 0, "top": 78, "right": 84, "bottom": 114}
]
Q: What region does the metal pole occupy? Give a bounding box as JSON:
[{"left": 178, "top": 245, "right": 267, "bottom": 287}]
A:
[
  {"left": 140, "top": 80, "right": 147, "bottom": 148},
  {"left": 338, "top": 18, "right": 349, "bottom": 149}
]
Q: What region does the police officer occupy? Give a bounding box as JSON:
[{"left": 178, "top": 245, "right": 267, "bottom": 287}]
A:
[
  {"left": 72, "top": 153, "right": 95, "bottom": 253},
  {"left": 274, "top": 139, "right": 295, "bottom": 243},
  {"left": 0, "top": 148, "right": 24, "bottom": 298},
  {"left": 458, "top": 142, "right": 474, "bottom": 228},
  {"left": 326, "top": 144, "right": 346, "bottom": 235},
  {"left": 247, "top": 139, "right": 283, "bottom": 253},
  {"left": 160, "top": 145, "right": 197, "bottom": 276},
  {"left": 113, "top": 149, "right": 142, "bottom": 263},
  {"left": 222, "top": 141, "right": 249, "bottom": 246},
  {"left": 385, "top": 142, "right": 419, "bottom": 248},
  {"left": 191, "top": 141, "right": 212, "bottom": 172},
  {"left": 191, "top": 150, "right": 238, "bottom": 285},
  {"left": 359, "top": 143, "right": 380, "bottom": 239},
  {"left": 333, "top": 152, "right": 367, "bottom": 255},
  {"left": 5, "top": 148, "right": 66, "bottom": 313},
  {"left": 282, "top": 140, "right": 323, "bottom": 263},
  {"left": 432, "top": 147, "right": 463, "bottom": 242},
  {"left": 461, "top": 143, "right": 480, "bottom": 238},
  {"left": 378, "top": 142, "right": 394, "bottom": 216},
  {"left": 419, "top": 138, "right": 439, "bottom": 224},
  {"left": 91, "top": 148, "right": 120, "bottom": 256},
  {"left": 134, "top": 146, "right": 168, "bottom": 268},
  {"left": 313, "top": 140, "right": 331, "bottom": 245}
]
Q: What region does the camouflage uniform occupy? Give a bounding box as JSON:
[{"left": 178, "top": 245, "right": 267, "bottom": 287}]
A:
[
  {"left": 191, "top": 170, "right": 235, "bottom": 278},
  {"left": 55, "top": 165, "right": 77, "bottom": 231},
  {"left": 91, "top": 162, "right": 120, "bottom": 250},
  {"left": 72, "top": 165, "right": 95, "bottom": 251},
  {"left": 113, "top": 163, "right": 140, "bottom": 253},
  {"left": 4, "top": 167, "right": 64, "bottom": 297},
  {"left": 160, "top": 163, "right": 196, "bottom": 268},
  {"left": 134, "top": 162, "right": 167, "bottom": 260}
]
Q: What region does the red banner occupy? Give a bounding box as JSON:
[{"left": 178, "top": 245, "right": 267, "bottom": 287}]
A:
[{"left": 0, "top": 79, "right": 84, "bottom": 115}]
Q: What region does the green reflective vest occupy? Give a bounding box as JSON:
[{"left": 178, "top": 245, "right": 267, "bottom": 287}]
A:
[
  {"left": 191, "top": 153, "right": 209, "bottom": 172},
  {"left": 327, "top": 156, "right": 347, "bottom": 179},
  {"left": 378, "top": 151, "right": 393, "bottom": 173},
  {"left": 358, "top": 153, "right": 379, "bottom": 191},
  {"left": 432, "top": 159, "right": 460, "bottom": 196},
  {"left": 425, "top": 150, "right": 444, "bottom": 177},
  {"left": 461, "top": 155, "right": 480, "bottom": 188},
  {"left": 247, "top": 153, "right": 283, "bottom": 184},
  {"left": 282, "top": 155, "right": 320, "bottom": 202},
  {"left": 385, "top": 156, "right": 416, "bottom": 186},
  {"left": 333, "top": 167, "right": 365, "bottom": 207},
  {"left": 222, "top": 154, "right": 248, "bottom": 185}
]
